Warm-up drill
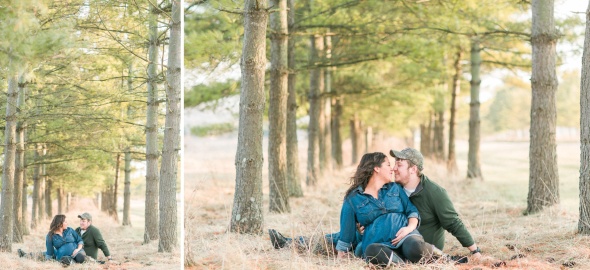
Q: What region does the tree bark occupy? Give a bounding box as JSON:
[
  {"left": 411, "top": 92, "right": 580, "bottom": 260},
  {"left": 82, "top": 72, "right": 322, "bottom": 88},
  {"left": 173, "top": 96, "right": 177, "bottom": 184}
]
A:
[
  {"left": 323, "top": 34, "right": 333, "bottom": 172},
  {"left": 159, "top": 0, "right": 181, "bottom": 251},
  {"left": 39, "top": 171, "right": 46, "bottom": 221},
  {"left": 96, "top": 192, "right": 102, "bottom": 214},
  {"left": 578, "top": 0, "right": 590, "bottom": 234},
  {"left": 350, "top": 115, "right": 362, "bottom": 165},
  {"left": 447, "top": 49, "right": 462, "bottom": 175},
  {"left": 0, "top": 76, "right": 18, "bottom": 251},
  {"left": 21, "top": 177, "right": 29, "bottom": 235},
  {"left": 123, "top": 60, "right": 133, "bottom": 226},
  {"left": 318, "top": 69, "right": 326, "bottom": 172},
  {"left": 467, "top": 38, "right": 483, "bottom": 180},
  {"left": 365, "top": 126, "right": 373, "bottom": 152},
  {"left": 112, "top": 154, "right": 120, "bottom": 222},
  {"left": 45, "top": 178, "right": 52, "bottom": 218},
  {"left": 101, "top": 190, "right": 108, "bottom": 212},
  {"left": 306, "top": 34, "right": 323, "bottom": 186},
  {"left": 57, "top": 187, "right": 65, "bottom": 214},
  {"left": 123, "top": 150, "right": 132, "bottom": 226},
  {"left": 331, "top": 95, "right": 343, "bottom": 169},
  {"left": 229, "top": 0, "right": 267, "bottom": 234},
  {"left": 526, "top": 0, "right": 559, "bottom": 214},
  {"left": 427, "top": 112, "right": 435, "bottom": 159},
  {"left": 66, "top": 192, "right": 71, "bottom": 212},
  {"left": 434, "top": 110, "right": 445, "bottom": 161},
  {"left": 286, "top": 0, "right": 303, "bottom": 198},
  {"left": 144, "top": 2, "right": 160, "bottom": 243},
  {"left": 13, "top": 75, "right": 26, "bottom": 243},
  {"left": 420, "top": 123, "right": 431, "bottom": 158},
  {"left": 269, "top": 0, "right": 290, "bottom": 213},
  {"left": 31, "top": 145, "right": 41, "bottom": 229}
]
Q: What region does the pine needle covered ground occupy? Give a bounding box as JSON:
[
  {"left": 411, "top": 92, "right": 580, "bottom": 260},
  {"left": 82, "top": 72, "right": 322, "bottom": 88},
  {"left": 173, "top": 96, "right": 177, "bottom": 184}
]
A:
[{"left": 185, "top": 132, "right": 590, "bottom": 270}]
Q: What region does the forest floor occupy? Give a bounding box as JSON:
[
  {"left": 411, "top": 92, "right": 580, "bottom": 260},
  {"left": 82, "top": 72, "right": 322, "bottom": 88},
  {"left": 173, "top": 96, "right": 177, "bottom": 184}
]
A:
[
  {"left": 185, "top": 129, "right": 590, "bottom": 269},
  {"left": 0, "top": 197, "right": 181, "bottom": 270}
]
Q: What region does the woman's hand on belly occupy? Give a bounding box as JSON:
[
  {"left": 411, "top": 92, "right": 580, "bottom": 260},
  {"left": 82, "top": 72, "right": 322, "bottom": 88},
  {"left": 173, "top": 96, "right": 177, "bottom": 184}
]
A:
[{"left": 391, "top": 226, "right": 413, "bottom": 245}]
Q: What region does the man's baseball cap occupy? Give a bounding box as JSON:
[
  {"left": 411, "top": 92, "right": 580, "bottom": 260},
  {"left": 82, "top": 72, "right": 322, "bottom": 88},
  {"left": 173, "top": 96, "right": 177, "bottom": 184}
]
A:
[
  {"left": 390, "top": 147, "right": 424, "bottom": 171},
  {"left": 78, "top": 212, "right": 92, "bottom": 221}
]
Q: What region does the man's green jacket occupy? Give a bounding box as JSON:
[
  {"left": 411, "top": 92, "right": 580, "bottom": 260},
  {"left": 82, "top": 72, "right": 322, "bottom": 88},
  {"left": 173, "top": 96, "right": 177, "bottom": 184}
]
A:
[
  {"left": 75, "top": 225, "right": 111, "bottom": 260},
  {"left": 409, "top": 175, "right": 475, "bottom": 250}
]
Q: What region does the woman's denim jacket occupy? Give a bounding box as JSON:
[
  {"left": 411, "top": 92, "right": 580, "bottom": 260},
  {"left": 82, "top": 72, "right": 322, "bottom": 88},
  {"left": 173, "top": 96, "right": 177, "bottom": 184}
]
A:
[
  {"left": 336, "top": 182, "right": 420, "bottom": 256},
  {"left": 45, "top": 227, "right": 83, "bottom": 260}
]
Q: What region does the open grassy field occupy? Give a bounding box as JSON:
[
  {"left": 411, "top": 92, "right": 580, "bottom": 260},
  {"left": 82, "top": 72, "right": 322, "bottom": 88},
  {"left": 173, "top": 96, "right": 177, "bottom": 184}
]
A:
[
  {"left": 185, "top": 131, "right": 590, "bottom": 269},
  {"left": 0, "top": 197, "right": 180, "bottom": 270}
]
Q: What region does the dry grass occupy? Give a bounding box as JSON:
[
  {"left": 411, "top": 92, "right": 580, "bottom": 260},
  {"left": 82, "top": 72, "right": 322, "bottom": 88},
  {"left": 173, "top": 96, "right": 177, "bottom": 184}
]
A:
[
  {"left": 2, "top": 197, "right": 180, "bottom": 270},
  {"left": 185, "top": 132, "right": 590, "bottom": 269}
]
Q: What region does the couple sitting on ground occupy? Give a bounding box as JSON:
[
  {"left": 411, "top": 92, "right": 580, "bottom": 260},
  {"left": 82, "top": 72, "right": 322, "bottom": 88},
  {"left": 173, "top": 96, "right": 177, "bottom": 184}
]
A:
[
  {"left": 19, "top": 212, "right": 113, "bottom": 267},
  {"left": 270, "top": 148, "right": 482, "bottom": 266}
]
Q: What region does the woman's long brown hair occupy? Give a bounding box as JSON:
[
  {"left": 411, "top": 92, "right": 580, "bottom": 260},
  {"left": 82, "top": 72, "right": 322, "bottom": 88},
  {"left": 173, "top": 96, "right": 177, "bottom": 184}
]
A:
[
  {"left": 344, "top": 152, "right": 387, "bottom": 198},
  {"left": 48, "top": 214, "right": 66, "bottom": 237}
]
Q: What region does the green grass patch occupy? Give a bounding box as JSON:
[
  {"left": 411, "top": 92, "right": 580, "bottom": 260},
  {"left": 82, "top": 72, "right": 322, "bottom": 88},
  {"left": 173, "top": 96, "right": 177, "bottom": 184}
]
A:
[{"left": 190, "top": 123, "right": 235, "bottom": 137}]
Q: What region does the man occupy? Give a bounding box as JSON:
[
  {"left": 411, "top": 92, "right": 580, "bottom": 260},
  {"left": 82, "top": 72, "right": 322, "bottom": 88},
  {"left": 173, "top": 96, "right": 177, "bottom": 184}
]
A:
[
  {"left": 270, "top": 147, "right": 481, "bottom": 261},
  {"left": 75, "top": 212, "right": 113, "bottom": 262},
  {"left": 389, "top": 147, "right": 481, "bottom": 258}
]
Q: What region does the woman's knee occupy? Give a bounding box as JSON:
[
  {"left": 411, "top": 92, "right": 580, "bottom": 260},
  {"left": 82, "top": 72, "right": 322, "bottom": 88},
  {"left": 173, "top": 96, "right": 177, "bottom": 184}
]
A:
[
  {"left": 401, "top": 235, "right": 431, "bottom": 263},
  {"left": 73, "top": 253, "right": 85, "bottom": 263},
  {"left": 365, "top": 243, "right": 402, "bottom": 266}
]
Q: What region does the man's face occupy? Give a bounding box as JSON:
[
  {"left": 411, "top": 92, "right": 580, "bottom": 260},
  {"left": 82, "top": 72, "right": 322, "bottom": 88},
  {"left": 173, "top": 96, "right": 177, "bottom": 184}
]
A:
[
  {"left": 80, "top": 218, "right": 91, "bottom": 230},
  {"left": 393, "top": 159, "right": 413, "bottom": 186}
]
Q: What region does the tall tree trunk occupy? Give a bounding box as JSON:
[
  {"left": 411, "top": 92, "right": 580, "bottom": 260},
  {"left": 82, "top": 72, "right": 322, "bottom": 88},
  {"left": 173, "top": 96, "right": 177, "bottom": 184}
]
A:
[
  {"left": 467, "top": 38, "right": 483, "bottom": 180},
  {"left": 66, "top": 192, "right": 71, "bottom": 212},
  {"left": 579, "top": 0, "right": 590, "bottom": 234},
  {"left": 144, "top": 2, "right": 160, "bottom": 243},
  {"left": 38, "top": 143, "right": 47, "bottom": 220},
  {"left": 159, "top": 0, "right": 181, "bottom": 251},
  {"left": 229, "top": 0, "right": 267, "bottom": 234},
  {"left": 31, "top": 145, "right": 40, "bottom": 229},
  {"left": 434, "top": 110, "right": 445, "bottom": 161},
  {"left": 45, "top": 178, "right": 52, "bottom": 218},
  {"left": 447, "top": 49, "right": 462, "bottom": 175},
  {"left": 39, "top": 175, "right": 45, "bottom": 221},
  {"left": 306, "top": 35, "right": 323, "bottom": 186},
  {"left": 526, "top": 0, "right": 559, "bottom": 214},
  {"left": 57, "top": 187, "right": 65, "bottom": 214},
  {"left": 365, "top": 126, "right": 373, "bottom": 152},
  {"left": 123, "top": 60, "right": 134, "bottom": 226},
  {"left": 323, "top": 34, "right": 333, "bottom": 172},
  {"left": 123, "top": 150, "right": 132, "bottom": 226},
  {"left": 331, "top": 95, "right": 343, "bottom": 169},
  {"left": 112, "top": 154, "right": 121, "bottom": 222},
  {"left": 350, "top": 115, "right": 362, "bottom": 165},
  {"left": 13, "top": 75, "right": 26, "bottom": 243},
  {"left": 269, "top": 0, "right": 290, "bottom": 213},
  {"left": 22, "top": 180, "right": 29, "bottom": 235},
  {"left": 101, "top": 190, "right": 108, "bottom": 212},
  {"left": 0, "top": 75, "right": 19, "bottom": 251},
  {"left": 96, "top": 192, "right": 102, "bottom": 213},
  {"left": 318, "top": 69, "right": 326, "bottom": 172},
  {"left": 427, "top": 111, "right": 436, "bottom": 159},
  {"left": 286, "top": 0, "right": 303, "bottom": 198},
  {"left": 420, "top": 122, "right": 431, "bottom": 157}
]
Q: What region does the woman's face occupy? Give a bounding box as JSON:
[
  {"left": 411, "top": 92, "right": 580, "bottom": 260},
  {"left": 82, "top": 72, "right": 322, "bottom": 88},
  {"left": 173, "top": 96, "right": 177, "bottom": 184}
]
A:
[
  {"left": 62, "top": 218, "right": 68, "bottom": 230},
  {"left": 375, "top": 158, "right": 393, "bottom": 181}
]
